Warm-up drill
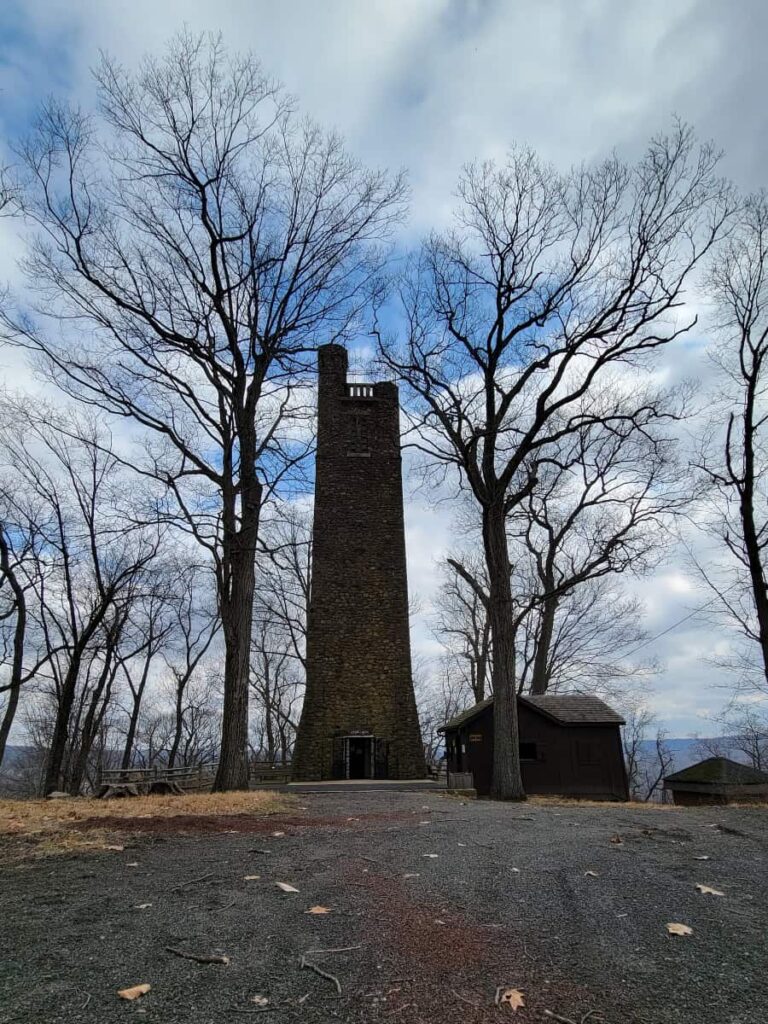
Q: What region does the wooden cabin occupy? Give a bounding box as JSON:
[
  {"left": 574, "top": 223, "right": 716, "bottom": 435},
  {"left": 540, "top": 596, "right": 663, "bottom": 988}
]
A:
[
  {"left": 663, "top": 757, "right": 768, "bottom": 805},
  {"left": 440, "top": 694, "right": 628, "bottom": 800}
]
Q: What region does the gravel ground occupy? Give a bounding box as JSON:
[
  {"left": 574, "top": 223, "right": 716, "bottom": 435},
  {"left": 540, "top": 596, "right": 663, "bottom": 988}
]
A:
[{"left": 1, "top": 791, "right": 766, "bottom": 1024}]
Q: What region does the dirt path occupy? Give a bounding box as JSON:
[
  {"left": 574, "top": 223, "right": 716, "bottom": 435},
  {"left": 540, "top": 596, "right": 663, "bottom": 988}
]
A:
[{"left": 1, "top": 791, "right": 766, "bottom": 1023}]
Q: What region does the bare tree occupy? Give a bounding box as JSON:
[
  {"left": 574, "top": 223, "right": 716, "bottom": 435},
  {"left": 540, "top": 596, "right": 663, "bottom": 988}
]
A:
[
  {"left": 0, "top": 399, "right": 160, "bottom": 792},
  {"left": 432, "top": 554, "right": 492, "bottom": 704},
  {"left": 695, "top": 192, "right": 768, "bottom": 695},
  {"left": 695, "top": 704, "right": 768, "bottom": 771},
  {"left": 621, "top": 702, "right": 674, "bottom": 801},
  {"left": 4, "top": 32, "right": 406, "bottom": 789},
  {"left": 116, "top": 580, "right": 175, "bottom": 769},
  {"left": 249, "top": 618, "right": 302, "bottom": 763},
  {"left": 380, "top": 125, "right": 731, "bottom": 798},
  {"left": 413, "top": 665, "right": 466, "bottom": 768},
  {"left": 508, "top": 394, "right": 686, "bottom": 694},
  {"left": 162, "top": 566, "right": 220, "bottom": 769}
]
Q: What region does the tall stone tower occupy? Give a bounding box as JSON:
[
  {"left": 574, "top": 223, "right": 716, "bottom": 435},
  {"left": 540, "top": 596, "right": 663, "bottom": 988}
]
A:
[{"left": 292, "top": 344, "right": 425, "bottom": 780}]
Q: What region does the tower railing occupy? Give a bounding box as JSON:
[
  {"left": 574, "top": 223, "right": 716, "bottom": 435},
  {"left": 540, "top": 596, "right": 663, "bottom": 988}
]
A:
[{"left": 346, "top": 383, "right": 375, "bottom": 398}]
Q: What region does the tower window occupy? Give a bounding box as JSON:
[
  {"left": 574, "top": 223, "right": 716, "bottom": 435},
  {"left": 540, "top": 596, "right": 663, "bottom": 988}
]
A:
[{"left": 520, "top": 741, "right": 538, "bottom": 761}]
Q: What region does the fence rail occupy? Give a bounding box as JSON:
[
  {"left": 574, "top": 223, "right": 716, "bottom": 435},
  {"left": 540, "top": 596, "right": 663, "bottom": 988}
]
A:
[{"left": 99, "top": 760, "right": 292, "bottom": 792}]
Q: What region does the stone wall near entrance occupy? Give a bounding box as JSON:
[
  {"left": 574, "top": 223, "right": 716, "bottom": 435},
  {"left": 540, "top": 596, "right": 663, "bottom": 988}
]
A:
[{"left": 292, "top": 345, "right": 425, "bottom": 780}]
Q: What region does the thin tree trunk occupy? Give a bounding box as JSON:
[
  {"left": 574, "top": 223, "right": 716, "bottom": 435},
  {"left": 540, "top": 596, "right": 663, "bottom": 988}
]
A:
[
  {"left": 475, "top": 619, "right": 491, "bottom": 702},
  {"left": 0, "top": 531, "right": 26, "bottom": 768},
  {"left": 529, "top": 591, "right": 558, "bottom": 695},
  {"left": 483, "top": 503, "right": 525, "bottom": 801},
  {"left": 738, "top": 380, "right": 768, "bottom": 687},
  {"left": 213, "top": 471, "right": 261, "bottom": 792},
  {"left": 69, "top": 644, "right": 119, "bottom": 795},
  {"left": 44, "top": 648, "right": 87, "bottom": 793},
  {"left": 121, "top": 637, "right": 157, "bottom": 770},
  {"left": 167, "top": 679, "right": 185, "bottom": 769}
]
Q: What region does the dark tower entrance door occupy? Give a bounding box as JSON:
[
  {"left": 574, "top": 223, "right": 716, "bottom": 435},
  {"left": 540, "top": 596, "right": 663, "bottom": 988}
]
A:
[{"left": 347, "top": 736, "right": 373, "bottom": 779}]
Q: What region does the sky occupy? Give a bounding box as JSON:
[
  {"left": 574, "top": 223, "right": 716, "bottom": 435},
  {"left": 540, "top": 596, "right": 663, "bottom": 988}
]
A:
[{"left": 2, "top": 0, "right": 768, "bottom": 737}]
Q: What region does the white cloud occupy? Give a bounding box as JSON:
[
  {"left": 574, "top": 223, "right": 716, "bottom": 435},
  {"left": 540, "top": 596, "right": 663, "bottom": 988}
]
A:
[{"left": 3, "top": 0, "right": 768, "bottom": 735}]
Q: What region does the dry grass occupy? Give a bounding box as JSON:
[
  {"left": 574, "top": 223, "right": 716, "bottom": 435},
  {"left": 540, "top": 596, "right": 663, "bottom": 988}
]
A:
[
  {"left": 528, "top": 795, "right": 680, "bottom": 809},
  {"left": 0, "top": 789, "right": 293, "bottom": 860}
]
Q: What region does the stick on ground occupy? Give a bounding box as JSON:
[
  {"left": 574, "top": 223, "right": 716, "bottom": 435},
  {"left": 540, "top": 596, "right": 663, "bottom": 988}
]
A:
[
  {"left": 299, "top": 955, "right": 342, "bottom": 995},
  {"left": 166, "top": 946, "right": 229, "bottom": 965}
]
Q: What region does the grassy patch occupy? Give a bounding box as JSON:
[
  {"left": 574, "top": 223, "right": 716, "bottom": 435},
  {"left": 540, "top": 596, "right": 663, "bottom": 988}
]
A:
[{"left": 0, "top": 790, "right": 293, "bottom": 860}]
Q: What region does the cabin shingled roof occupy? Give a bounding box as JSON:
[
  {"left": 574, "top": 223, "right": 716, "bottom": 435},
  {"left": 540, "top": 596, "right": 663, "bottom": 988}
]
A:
[
  {"left": 439, "top": 693, "right": 624, "bottom": 732},
  {"left": 664, "top": 756, "right": 768, "bottom": 787}
]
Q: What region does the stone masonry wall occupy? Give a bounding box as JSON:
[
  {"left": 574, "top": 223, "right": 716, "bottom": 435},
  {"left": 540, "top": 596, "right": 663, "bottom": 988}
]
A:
[{"left": 292, "top": 345, "right": 425, "bottom": 780}]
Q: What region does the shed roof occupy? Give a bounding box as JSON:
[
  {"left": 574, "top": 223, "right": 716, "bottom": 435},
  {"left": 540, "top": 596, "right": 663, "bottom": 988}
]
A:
[
  {"left": 664, "top": 756, "right": 768, "bottom": 787},
  {"left": 439, "top": 693, "right": 624, "bottom": 732}
]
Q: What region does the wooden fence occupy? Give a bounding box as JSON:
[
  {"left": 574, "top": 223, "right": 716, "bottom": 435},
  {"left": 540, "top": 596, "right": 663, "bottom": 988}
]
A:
[{"left": 99, "top": 760, "right": 292, "bottom": 792}]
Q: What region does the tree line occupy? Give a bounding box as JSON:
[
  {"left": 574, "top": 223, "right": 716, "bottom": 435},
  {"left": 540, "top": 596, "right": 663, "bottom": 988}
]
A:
[{"left": 1, "top": 32, "right": 767, "bottom": 798}]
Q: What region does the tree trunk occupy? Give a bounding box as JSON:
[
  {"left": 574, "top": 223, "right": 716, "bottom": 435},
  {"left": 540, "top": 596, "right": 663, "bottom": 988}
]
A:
[
  {"left": 475, "top": 619, "right": 491, "bottom": 701},
  {"left": 213, "top": 474, "right": 261, "bottom": 792},
  {"left": 0, "top": 530, "right": 26, "bottom": 769},
  {"left": 167, "top": 679, "right": 185, "bottom": 769},
  {"left": 529, "top": 591, "right": 558, "bottom": 695},
  {"left": 738, "top": 384, "right": 768, "bottom": 687},
  {"left": 44, "top": 649, "right": 86, "bottom": 794},
  {"left": 483, "top": 503, "right": 525, "bottom": 800},
  {"left": 121, "top": 643, "right": 155, "bottom": 769},
  {"left": 69, "top": 648, "right": 118, "bottom": 795}
]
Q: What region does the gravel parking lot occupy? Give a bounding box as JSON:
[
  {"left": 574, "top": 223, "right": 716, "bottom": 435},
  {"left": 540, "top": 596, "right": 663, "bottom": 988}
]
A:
[{"left": 1, "top": 791, "right": 766, "bottom": 1024}]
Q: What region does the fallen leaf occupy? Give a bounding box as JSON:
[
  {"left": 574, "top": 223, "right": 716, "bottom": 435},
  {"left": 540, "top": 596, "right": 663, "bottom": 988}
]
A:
[
  {"left": 251, "top": 995, "right": 269, "bottom": 1006},
  {"left": 275, "top": 882, "right": 299, "bottom": 893},
  {"left": 403, "top": 873, "right": 420, "bottom": 879},
  {"left": 434, "top": 918, "right": 446, "bottom": 925},
  {"left": 423, "top": 853, "right": 439, "bottom": 859},
  {"left": 134, "top": 903, "right": 152, "bottom": 910},
  {"left": 104, "top": 844, "right": 125, "bottom": 851},
  {"left": 117, "top": 983, "right": 151, "bottom": 1001},
  {"left": 306, "top": 906, "right": 332, "bottom": 914},
  {"left": 126, "top": 862, "right": 139, "bottom": 867},
  {"left": 511, "top": 867, "right": 520, "bottom": 873},
  {"left": 666, "top": 922, "right": 693, "bottom": 936},
  {"left": 243, "top": 875, "right": 261, "bottom": 881},
  {"left": 584, "top": 871, "right": 600, "bottom": 878},
  {"left": 609, "top": 834, "right": 623, "bottom": 845},
  {"left": 498, "top": 987, "right": 525, "bottom": 1011},
  {"left": 695, "top": 884, "right": 725, "bottom": 896},
  {"left": 272, "top": 831, "right": 285, "bottom": 837},
  {"left": 419, "top": 820, "right": 430, "bottom": 825},
  {"left": 693, "top": 855, "right": 710, "bottom": 861},
  {"left": 457, "top": 842, "right": 467, "bottom": 847}
]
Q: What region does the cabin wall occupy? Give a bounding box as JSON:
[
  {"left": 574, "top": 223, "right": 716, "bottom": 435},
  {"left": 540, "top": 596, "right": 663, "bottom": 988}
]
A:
[{"left": 445, "top": 702, "right": 628, "bottom": 799}]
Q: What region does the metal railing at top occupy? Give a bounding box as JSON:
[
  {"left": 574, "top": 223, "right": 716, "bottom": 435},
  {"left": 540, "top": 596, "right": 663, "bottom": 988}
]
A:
[{"left": 346, "top": 383, "right": 375, "bottom": 398}]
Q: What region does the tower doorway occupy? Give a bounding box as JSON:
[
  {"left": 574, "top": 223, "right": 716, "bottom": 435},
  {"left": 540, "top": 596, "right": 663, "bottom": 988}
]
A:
[{"left": 346, "top": 735, "right": 373, "bottom": 779}]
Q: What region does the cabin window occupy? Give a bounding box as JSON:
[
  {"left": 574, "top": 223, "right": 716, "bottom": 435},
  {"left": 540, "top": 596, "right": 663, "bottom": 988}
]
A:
[{"left": 519, "top": 741, "right": 538, "bottom": 761}]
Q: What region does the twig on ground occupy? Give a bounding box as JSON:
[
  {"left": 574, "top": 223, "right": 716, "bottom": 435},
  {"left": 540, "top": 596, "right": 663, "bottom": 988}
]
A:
[
  {"left": 228, "top": 1009, "right": 285, "bottom": 1015},
  {"left": 451, "top": 989, "right": 481, "bottom": 1008},
  {"left": 543, "top": 1011, "right": 577, "bottom": 1024},
  {"left": 299, "top": 955, "right": 342, "bottom": 995},
  {"left": 384, "top": 1004, "right": 413, "bottom": 1016},
  {"left": 169, "top": 871, "right": 216, "bottom": 892},
  {"left": 166, "top": 946, "right": 230, "bottom": 965},
  {"left": 80, "top": 995, "right": 91, "bottom": 1009},
  {"left": 302, "top": 945, "right": 362, "bottom": 955}
]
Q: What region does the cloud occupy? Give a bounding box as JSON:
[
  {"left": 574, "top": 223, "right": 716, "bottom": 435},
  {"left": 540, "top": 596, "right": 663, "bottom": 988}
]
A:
[{"left": 3, "top": 0, "right": 768, "bottom": 735}]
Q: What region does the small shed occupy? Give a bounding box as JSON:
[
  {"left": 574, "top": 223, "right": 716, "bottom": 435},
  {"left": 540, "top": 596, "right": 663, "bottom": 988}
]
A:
[
  {"left": 663, "top": 757, "right": 768, "bottom": 806},
  {"left": 440, "top": 694, "right": 628, "bottom": 800}
]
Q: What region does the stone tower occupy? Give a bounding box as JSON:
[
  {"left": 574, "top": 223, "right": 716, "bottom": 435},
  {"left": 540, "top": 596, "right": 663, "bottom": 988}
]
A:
[{"left": 292, "top": 344, "right": 425, "bottom": 780}]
